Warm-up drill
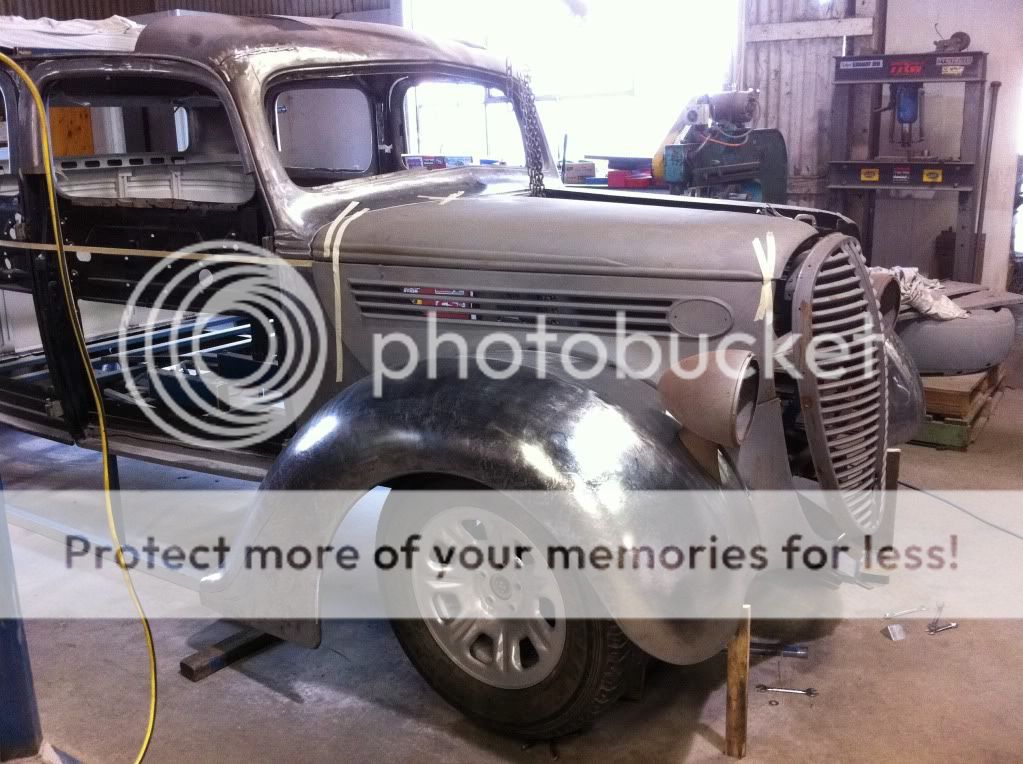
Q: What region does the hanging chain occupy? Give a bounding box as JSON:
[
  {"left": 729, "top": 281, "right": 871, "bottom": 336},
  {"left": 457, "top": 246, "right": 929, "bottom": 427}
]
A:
[{"left": 507, "top": 63, "right": 546, "bottom": 198}]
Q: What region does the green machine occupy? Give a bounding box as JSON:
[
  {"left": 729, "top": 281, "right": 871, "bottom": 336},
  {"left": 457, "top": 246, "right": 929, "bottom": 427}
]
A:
[{"left": 656, "top": 90, "right": 788, "bottom": 204}]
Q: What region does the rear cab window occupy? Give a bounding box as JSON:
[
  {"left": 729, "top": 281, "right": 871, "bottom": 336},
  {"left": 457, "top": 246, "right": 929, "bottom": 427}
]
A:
[{"left": 272, "top": 84, "right": 375, "bottom": 187}]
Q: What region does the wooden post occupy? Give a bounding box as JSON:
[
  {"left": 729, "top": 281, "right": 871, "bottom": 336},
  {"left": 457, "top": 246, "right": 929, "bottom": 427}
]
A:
[
  {"left": 726, "top": 604, "right": 752, "bottom": 758},
  {"left": 878, "top": 448, "right": 901, "bottom": 547}
]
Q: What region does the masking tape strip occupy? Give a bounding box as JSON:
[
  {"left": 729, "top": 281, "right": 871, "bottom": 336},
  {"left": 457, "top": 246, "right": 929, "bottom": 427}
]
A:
[
  {"left": 326, "top": 201, "right": 369, "bottom": 383},
  {"left": 753, "top": 231, "right": 776, "bottom": 323}
]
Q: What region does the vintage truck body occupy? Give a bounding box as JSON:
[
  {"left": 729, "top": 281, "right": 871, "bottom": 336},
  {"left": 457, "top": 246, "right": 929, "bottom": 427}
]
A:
[{"left": 0, "top": 14, "right": 924, "bottom": 738}]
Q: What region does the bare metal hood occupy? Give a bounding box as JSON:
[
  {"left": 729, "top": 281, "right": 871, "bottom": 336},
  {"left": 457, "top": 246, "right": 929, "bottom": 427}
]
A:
[{"left": 313, "top": 195, "right": 818, "bottom": 281}]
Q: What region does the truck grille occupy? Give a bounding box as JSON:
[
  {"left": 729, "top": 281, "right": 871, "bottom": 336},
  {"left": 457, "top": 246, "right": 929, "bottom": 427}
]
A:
[{"left": 792, "top": 235, "right": 888, "bottom": 533}]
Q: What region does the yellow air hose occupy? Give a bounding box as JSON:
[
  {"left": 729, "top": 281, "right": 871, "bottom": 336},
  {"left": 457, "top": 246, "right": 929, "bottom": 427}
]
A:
[{"left": 0, "top": 52, "right": 157, "bottom": 763}]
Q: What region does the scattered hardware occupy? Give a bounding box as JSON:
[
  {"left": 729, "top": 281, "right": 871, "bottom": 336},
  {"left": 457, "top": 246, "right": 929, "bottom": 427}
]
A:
[
  {"left": 768, "top": 700, "right": 780, "bottom": 706},
  {"left": 883, "top": 624, "right": 907, "bottom": 641},
  {"left": 927, "top": 603, "right": 959, "bottom": 635},
  {"left": 884, "top": 605, "right": 928, "bottom": 620},
  {"left": 755, "top": 684, "right": 818, "bottom": 698}
]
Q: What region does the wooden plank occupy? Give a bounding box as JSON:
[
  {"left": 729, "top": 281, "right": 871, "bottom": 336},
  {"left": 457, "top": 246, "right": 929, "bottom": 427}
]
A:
[
  {"left": 49, "top": 106, "right": 94, "bottom": 158},
  {"left": 747, "top": 17, "right": 873, "bottom": 43},
  {"left": 725, "top": 604, "right": 752, "bottom": 759},
  {"left": 876, "top": 448, "right": 901, "bottom": 547},
  {"left": 952, "top": 290, "right": 1023, "bottom": 312}
]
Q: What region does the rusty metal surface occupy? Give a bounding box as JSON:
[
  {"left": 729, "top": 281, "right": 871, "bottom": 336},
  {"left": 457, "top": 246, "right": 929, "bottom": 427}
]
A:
[
  {"left": 1, "top": 0, "right": 389, "bottom": 21},
  {"left": 134, "top": 12, "right": 502, "bottom": 71}
]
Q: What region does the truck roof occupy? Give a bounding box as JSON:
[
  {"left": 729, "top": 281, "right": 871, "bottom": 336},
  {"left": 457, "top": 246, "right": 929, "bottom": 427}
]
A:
[{"left": 134, "top": 13, "right": 506, "bottom": 75}]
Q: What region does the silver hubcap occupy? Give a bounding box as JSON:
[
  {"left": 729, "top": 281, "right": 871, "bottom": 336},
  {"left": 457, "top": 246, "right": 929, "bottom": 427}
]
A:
[{"left": 412, "top": 506, "right": 567, "bottom": 690}]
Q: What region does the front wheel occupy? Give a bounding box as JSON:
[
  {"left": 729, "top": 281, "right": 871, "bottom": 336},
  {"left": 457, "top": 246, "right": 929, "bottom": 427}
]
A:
[{"left": 377, "top": 482, "right": 637, "bottom": 739}]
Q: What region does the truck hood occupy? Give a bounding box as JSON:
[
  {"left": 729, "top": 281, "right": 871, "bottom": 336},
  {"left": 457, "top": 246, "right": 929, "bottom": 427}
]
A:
[{"left": 312, "top": 194, "right": 818, "bottom": 281}]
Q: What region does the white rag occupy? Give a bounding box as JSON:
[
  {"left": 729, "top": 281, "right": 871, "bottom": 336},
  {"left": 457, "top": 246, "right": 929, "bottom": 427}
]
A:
[{"left": 870, "top": 266, "right": 967, "bottom": 320}]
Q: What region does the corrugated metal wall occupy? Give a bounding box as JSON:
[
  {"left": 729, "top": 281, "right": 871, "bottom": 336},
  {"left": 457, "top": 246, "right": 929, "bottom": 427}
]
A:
[
  {"left": 0, "top": 0, "right": 389, "bottom": 19},
  {"left": 741, "top": 0, "right": 879, "bottom": 208}
]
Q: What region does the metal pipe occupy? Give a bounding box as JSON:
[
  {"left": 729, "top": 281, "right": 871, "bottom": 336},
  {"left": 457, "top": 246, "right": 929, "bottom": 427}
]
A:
[
  {"left": 0, "top": 479, "right": 43, "bottom": 762},
  {"left": 975, "top": 81, "right": 1002, "bottom": 273},
  {"left": 722, "top": 640, "right": 809, "bottom": 659},
  {"left": 749, "top": 640, "right": 809, "bottom": 659},
  {"left": 560, "top": 134, "right": 568, "bottom": 182}
]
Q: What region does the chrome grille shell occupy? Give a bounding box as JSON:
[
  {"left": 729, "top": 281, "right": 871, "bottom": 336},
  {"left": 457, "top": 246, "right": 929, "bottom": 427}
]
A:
[{"left": 792, "top": 234, "right": 888, "bottom": 534}]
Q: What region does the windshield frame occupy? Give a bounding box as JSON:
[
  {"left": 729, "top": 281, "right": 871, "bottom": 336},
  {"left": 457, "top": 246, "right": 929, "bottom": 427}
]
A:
[{"left": 249, "top": 62, "right": 554, "bottom": 243}]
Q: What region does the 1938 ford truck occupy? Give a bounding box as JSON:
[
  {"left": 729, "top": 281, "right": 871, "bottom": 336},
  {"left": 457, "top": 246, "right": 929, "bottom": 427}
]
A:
[{"left": 0, "top": 14, "right": 923, "bottom": 738}]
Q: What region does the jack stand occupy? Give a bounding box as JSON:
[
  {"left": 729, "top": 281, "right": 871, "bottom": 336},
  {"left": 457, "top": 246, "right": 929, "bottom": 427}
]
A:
[{"left": 725, "top": 604, "right": 752, "bottom": 759}]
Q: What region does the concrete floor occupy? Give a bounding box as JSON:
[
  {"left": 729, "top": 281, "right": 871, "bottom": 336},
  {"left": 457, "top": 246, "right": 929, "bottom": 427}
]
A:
[{"left": 5, "top": 346, "right": 1023, "bottom": 763}]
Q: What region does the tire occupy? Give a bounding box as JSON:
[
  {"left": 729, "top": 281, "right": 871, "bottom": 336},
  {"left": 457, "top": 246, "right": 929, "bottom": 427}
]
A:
[{"left": 377, "top": 480, "right": 637, "bottom": 739}]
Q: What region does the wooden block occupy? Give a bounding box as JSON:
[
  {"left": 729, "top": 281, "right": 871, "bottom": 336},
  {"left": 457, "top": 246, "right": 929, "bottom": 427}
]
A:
[
  {"left": 726, "top": 604, "right": 752, "bottom": 759},
  {"left": 180, "top": 627, "right": 282, "bottom": 682}
]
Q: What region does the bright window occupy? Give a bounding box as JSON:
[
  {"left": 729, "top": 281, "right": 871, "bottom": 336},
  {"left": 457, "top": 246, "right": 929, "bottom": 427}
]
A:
[
  {"left": 404, "top": 0, "right": 741, "bottom": 160},
  {"left": 403, "top": 81, "right": 524, "bottom": 167}
]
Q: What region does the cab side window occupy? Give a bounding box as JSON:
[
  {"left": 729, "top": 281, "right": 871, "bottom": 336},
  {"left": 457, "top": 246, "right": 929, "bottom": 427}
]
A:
[{"left": 47, "top": 76, "right": 253, "bottom": 206}]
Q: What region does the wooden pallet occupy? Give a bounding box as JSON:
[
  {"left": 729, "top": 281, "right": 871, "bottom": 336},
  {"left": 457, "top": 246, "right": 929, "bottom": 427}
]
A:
[
  {"left": 912, "top": 365, "right": 1005, "bottom": 450},
  {"left": 921, "top": 365, "right": 1006, "bottom": 419}
]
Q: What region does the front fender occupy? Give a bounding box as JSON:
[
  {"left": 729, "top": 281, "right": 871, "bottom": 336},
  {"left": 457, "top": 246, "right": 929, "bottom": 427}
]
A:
[{"left": 202, "top": 355, "right": 757, "bottom": 663}]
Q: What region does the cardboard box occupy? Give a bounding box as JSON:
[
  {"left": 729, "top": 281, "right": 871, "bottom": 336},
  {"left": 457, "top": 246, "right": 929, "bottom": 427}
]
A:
[{"left": 562, "top": 161, "right": 595, "bottom": 184}]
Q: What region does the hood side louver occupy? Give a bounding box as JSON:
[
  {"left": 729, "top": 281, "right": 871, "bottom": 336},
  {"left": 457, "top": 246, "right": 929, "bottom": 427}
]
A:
[{"left": 349, "top": 281, "right": 675, "bottom": 334}]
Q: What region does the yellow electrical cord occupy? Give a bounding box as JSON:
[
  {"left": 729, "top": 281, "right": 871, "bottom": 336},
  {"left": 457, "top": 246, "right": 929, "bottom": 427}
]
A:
[{"left": 0, "top": 52, "right": 157, "bottom": 763}]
